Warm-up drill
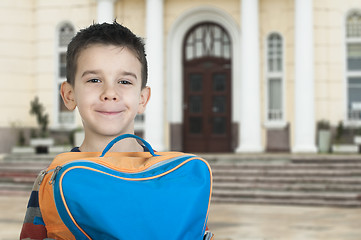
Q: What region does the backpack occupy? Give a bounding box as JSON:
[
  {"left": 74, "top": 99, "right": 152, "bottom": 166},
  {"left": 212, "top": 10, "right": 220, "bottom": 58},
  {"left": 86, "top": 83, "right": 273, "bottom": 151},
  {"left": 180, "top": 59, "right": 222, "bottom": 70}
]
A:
[{"left": 38, "top": 134, "right": 213, "bottom": 240}]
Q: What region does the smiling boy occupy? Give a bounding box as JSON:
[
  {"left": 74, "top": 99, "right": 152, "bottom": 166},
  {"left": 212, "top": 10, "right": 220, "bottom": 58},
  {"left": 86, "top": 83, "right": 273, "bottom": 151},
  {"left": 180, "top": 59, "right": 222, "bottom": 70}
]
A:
[
  {"left": 20, "top": 21, "right": 151, "bottom": 239},
  {"left": 61, "top": 23, "right": 151, "bottom": 154},
  {"left": 61, "top": 44, "right": 150, "bottom": 153},
  {"left": 20, "top": 21, "right": 212, "bottom": 240}
]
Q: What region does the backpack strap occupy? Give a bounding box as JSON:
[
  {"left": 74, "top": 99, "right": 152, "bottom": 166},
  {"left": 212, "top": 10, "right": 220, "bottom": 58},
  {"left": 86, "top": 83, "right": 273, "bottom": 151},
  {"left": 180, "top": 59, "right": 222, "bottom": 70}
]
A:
[{"left": 100, "top": 134, "right": 159, "bottom": 157}]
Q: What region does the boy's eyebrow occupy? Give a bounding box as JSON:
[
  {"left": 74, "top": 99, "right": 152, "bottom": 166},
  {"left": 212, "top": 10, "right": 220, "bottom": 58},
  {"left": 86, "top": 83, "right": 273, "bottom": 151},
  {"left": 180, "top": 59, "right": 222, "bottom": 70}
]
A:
[
  {"left": 121, "top": 71, "right": 138, "bottom": 79},
  {"left": 81, "top": 70, "right": 100, "bottom": 77},
  {"left": 81, "top": 70, "right": 138, "bottom": 79}
]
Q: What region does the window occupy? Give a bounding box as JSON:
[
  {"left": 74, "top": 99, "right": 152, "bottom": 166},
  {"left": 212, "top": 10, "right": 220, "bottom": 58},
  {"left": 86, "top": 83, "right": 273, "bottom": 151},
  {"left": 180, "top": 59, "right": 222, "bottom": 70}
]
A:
[
  {"left": 346, "top": 11, "right": 361, "bottom": 121},
  {"left": 266, "top": 33, "right": 283, "bottom": 122},
  {"left": 184, "top": 23, "right": 231, "bottom": 61},
  {"left": 56, "top": 22, "right": 75, "bottom": 127}
]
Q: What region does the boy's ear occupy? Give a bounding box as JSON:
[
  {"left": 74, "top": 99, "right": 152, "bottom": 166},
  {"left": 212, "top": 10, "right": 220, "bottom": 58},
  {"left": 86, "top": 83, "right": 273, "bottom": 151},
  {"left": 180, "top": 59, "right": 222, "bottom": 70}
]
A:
[
  {"left": 138, "top": 87, "right": 151, "bottom": 114},
  {"left": 60, "top": 81, "right": 77, "bottom": 111}
]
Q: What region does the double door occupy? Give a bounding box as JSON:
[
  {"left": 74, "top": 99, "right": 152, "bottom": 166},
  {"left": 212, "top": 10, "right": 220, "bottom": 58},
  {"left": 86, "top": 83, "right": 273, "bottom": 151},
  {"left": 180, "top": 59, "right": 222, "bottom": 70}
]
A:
[{"left": 183, "top": 59, "right": 231, "bottom": 152}]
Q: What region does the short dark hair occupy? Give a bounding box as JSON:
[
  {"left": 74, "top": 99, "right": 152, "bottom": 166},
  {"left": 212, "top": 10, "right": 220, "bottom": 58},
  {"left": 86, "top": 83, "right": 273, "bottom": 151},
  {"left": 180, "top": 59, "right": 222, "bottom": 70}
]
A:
[{"left": 66, "top": 21, "right": 148, "bottom": 88}]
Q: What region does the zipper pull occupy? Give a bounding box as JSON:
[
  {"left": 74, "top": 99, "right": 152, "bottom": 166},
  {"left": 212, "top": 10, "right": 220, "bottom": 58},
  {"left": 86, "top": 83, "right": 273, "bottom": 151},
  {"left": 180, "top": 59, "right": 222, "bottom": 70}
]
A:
[
  {"left": 49, "top": 166, "right": 62, "bottom": 185},
  {"left": 38, "top": 170, "right": 48, "bottom": 185}
]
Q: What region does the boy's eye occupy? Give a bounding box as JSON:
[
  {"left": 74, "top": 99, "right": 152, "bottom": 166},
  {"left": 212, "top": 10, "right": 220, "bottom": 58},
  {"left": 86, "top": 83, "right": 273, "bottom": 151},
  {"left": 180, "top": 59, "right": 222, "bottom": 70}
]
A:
[
  {"left": 119, "top": 80, "right": 132, "bottom": 85},
  {"left": 87, "top": 79, "right": 101, "bottom": 83}
]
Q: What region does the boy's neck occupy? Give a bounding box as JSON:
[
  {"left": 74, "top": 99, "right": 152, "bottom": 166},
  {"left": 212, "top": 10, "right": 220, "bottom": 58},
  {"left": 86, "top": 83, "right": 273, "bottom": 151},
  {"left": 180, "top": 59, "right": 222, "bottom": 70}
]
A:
[{"left": 79, "top": 132, "right": 144, "bottom": 153}]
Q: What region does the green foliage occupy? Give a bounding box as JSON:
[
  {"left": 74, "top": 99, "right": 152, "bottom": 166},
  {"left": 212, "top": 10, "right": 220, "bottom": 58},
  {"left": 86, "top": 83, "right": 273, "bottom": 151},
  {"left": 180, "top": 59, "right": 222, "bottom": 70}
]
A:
[
  {"left": 317, "top": 119, "right": 330, "bottom": 130},
  {"left": 335, "top": 121, "right": 343, "bottom": 140},
  {"left": 29, "top": 96, "right": 49, "bottom": 138},
  {"left": 18, "top": 129, "right": 26, "bottom": 146},
  {"left": 357, "top": 127, "right": 361, "bottom": 135},
  {"left": 334, "top": 121, "right": 348, "bottom": 144}
]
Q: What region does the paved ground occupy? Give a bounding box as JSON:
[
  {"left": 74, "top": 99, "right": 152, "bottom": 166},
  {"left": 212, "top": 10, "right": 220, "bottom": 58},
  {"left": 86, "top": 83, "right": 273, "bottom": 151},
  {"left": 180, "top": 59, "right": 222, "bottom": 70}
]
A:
[
  {"left": 207, "top": 202, "right": 361, "bottom": 240},
  {"left": 1, "top": 195, "right": 361, "bottom": 240}
]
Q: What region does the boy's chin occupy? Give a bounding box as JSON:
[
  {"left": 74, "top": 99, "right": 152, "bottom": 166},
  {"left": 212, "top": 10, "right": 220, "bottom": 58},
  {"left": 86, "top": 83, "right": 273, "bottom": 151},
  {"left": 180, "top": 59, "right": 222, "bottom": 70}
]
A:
[
  {"left": 100, "top": 129, "right": 133, "bottom": 138},
  {"left": 84, "top": 124, "right": 134, "bottom": 139}
]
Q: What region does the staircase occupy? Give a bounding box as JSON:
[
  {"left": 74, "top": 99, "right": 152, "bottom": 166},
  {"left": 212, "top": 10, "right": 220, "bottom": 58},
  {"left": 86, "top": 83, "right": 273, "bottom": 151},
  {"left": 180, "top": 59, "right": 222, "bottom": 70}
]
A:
[
  {"left": 0, "top": 154, "right": 54, "bottom": 195},
  {"left": 1, "top": 153, "right": 361, "bottom": 207},
  {"left": 206, "top": 154, "right": 361, "bottom": 207}
]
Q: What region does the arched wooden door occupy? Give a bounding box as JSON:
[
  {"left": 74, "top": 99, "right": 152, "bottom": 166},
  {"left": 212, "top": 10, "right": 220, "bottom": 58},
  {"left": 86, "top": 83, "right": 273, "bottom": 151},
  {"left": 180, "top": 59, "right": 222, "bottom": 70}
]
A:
[{"left": 183, "top": 23, "right": 232, "bottom": 152}]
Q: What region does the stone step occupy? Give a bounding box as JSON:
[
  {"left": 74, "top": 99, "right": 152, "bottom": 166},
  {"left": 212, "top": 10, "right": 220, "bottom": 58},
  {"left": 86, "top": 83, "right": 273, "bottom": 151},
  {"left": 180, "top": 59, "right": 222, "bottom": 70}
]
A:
[
  {"left": 0, "top": 161, "right": 47, "bottom": 184},
  {"left": 0, "top": 182, "right": 33, "bottom": 191},
  {"left": 211, "top": 162, "right": 361, "bottom": 169},
  {"left": 202, "top": 154, "right": 361, "bottom": 165},
  {"left": 0, "top": 182, "right": 33, "bottom": 196},
  {"left": 209, "top": 159, "right": 361, "bottom": 207},
  {"left": 0, "top": 174, "right": 38, "bottom": 184},
  {"left": 213, "top": 175, "right": 361, "bottom": 184},
  {"left": 212, "top": 189, "right": 360, "bottom": 199},
  {"left": 291, "top": 156, "right": 361, "bottom": 164},
  {"left": 212, "top": 168, "right": 361, "bottom": 177},
  {"left": 0, "top": 164, "right": 48, "bottom": 173},
  {"left": 212, "top": 190, "right": 360, "bottom": 199},
  {"left": 211, "top": 196, "right": 361, "bottom": 207},
  {"left": 3, "top": 153, "right": 56, "bottom": 162},
  {"left": 213, "top": 181, "right": 361, "bottom": 192},
  {"left": 0, "top": 160, "right": 47, "bottom": 187},
  {"left": 2, "top": 153, "right": 361, "bottom": 207}
]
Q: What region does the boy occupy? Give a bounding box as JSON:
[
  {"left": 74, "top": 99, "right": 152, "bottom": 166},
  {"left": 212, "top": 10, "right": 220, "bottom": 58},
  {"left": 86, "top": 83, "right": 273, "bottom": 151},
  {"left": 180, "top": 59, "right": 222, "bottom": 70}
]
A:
[
  {"left": 20, "top": 21, "right": 150, "bottom": 239},
  {"left": 20, "top": 21, "right": 212, "bottom": 239}
]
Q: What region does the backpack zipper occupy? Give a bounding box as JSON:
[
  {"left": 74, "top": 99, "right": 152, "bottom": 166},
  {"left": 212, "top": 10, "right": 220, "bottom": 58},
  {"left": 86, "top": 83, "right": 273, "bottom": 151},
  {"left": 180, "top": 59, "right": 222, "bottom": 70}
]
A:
[
  {"left": 42, "top": 155, "right": 197, "bottom": 186},
  {"left": 49, "top": 166, "right": 63, "bottom": 185},
  {"left": 38, "top": 170, "right": 48, "bottom": 185},
  {"left": 38, "top": 168, "right": 56, "bottom": 185}
]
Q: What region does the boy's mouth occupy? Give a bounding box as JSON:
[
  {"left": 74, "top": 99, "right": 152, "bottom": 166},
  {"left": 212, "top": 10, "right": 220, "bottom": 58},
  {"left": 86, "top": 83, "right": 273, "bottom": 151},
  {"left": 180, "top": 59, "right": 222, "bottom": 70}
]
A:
[{"left": 96, "top": 110, "right": 123, "bottom": 116}]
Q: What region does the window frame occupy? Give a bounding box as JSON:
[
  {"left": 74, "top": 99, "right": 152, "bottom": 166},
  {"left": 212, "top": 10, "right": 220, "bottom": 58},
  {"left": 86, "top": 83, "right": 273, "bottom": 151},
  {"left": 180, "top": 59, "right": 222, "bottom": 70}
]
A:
[
  {"left": 345, "top": 10, "right": 361, "bottom": 125},
  {"left": 184, "top": 22, "right": 232, "bottom": 61},
  {"left": 53, "top": 21, "right": 76, "bottom": 130},
  {"left": 264, "top": 32, "right": 286, "bottom": 129}
]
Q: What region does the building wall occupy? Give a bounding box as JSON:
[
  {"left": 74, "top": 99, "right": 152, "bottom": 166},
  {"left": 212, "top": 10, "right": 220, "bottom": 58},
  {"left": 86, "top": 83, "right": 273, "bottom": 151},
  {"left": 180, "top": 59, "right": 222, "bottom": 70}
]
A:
[
  {"left": 0, "top": 0, "right": 35, "bottom": 128},
  {"left": 33, "top": 0, "right": 96, "bottom": 126},
  {"left": 165, "top": 0, "right": 240, "bottom": 30},
  {"left": 313, "top": 0, "right": 357, "bottom": 125},
  {"left": 0, "top": 0, "right": 360, "bottom": 153},
  {"left": 0, "top": 0, "right": 97, "bottom": 152},
  {"left": 115, "top": 0, "right": 145, "bottom": 37},
  {"left": 0, "top": 0, "right": 97, "bottom": 127},
  {"left": 0, "top": 0, "right": 36, "bottom": 151},
  {"left": 259, "top": 0, "right": 295, "bottom": 148}
]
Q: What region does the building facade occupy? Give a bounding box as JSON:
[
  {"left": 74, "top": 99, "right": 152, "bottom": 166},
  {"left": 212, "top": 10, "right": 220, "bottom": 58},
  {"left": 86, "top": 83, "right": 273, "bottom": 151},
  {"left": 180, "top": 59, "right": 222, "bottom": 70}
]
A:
[{"left": 0, "top": 0, "right": 360, "bottom": 153}]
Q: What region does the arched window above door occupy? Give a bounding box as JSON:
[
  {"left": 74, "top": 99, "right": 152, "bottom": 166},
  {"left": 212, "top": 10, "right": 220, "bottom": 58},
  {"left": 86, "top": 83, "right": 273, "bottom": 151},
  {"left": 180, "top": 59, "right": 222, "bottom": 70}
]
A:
[{"left": 184, "top": 23, "right": 231, "bottom": 61}]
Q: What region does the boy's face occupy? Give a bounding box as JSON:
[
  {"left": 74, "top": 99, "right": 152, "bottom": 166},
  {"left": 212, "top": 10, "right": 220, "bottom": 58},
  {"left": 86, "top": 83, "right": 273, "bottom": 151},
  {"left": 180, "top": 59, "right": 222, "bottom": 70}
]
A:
[{"left": 61, "top": 44, "right": 150, "bottom": 138}]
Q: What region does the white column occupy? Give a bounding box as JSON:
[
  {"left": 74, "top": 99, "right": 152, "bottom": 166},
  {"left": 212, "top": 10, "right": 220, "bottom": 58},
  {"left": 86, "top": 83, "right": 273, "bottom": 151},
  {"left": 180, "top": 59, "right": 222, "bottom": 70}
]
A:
[
  {"left": 96, "top": 0, "right": 115, "bottom": 23},
  {"left": 236, "top": 0, "right": 263, "bottom": 152},
  {"left": 293, "top": 0, "right": 317, "bottom": 153},
  {"left": 144, "top": 0, "right": 165, "bottom": 151}
]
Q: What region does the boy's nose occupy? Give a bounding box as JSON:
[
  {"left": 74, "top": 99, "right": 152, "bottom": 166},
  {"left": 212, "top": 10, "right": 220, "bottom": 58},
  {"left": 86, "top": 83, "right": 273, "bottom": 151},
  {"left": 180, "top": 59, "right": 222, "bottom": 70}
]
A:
[
  {"left": 101, "top": 86, "right": 119, "bottom": 101},
  {"left": 103, "top": 95, "right": 117, "bottom": 101}
]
